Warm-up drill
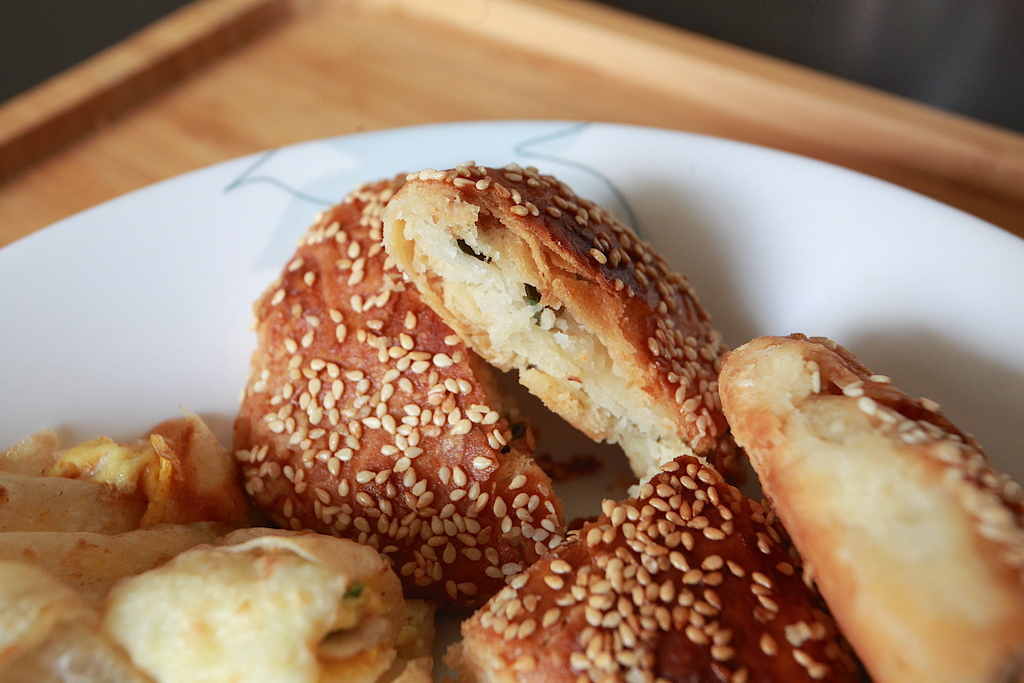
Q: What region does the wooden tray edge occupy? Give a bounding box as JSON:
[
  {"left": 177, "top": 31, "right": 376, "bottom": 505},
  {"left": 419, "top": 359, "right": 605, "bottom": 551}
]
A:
[
  {"left": 0, "top": 0, "right": 296, "bottom": 183},
  {"left": 392, "top": 0, "right": 1024, "bottom": 211}
]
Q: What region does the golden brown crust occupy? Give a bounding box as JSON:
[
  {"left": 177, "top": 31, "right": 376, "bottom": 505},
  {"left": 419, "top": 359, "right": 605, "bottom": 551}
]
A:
[
  {"left": 234, "top": 177, "right": 564, "bottom": 609},
  {"left": 451, "top": 454, "right": 863, "bottom": 683},
  {"left": 719, "top": 334, "right": 1024, "bottom": 683},
  {"left": 145, "top": 412, "right": 255, "bottom": 526},
  {"left": 381, "top": 164, "right": 739, "bottom": 484}
]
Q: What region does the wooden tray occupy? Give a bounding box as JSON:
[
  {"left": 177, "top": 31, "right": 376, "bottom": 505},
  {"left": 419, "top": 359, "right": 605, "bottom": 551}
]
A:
[{"left": 1, "top": 0, "right": 1022, "bottom": 248}]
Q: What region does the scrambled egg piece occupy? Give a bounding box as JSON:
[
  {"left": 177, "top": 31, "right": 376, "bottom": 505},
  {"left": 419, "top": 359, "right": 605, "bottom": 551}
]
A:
[{"left": 47, "top": 436, "right": 174, "bottom": 526}]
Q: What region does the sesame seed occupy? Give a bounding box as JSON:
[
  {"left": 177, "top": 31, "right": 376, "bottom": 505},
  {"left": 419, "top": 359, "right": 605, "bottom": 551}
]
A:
[
  {"left": 758, "top": 594, "right": 780, "bottom": 612},
  {"left": 710, "top": 644, "right": 735, "bottom": 662},
  {"left": 550, "top": 559, "right": 572, "bottom": 575},
  {"left": 686, "top": 625, "right": 710, "bottom": 645},
  {"left": 857, "top": 396, "right": 878, "bottom": 415}
]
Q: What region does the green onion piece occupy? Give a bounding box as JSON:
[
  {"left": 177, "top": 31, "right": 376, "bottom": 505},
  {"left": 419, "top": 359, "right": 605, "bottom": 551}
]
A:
[
  {"left": 524, "top": 283, "right": 541, "bottom": 306},
  {"left": 457, "top": 239, "right": 491, "bottom": 263}
]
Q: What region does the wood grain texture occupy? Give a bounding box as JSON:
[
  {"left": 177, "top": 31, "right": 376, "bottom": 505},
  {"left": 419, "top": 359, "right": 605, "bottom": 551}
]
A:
[
  {"left": 0, "top": 0, "right": 292, "bottom": 186},
  {"left": 403, "top": 0, "right": 1024, "bottom": 230},
  {"left": 1, "top": 0, "right": 1022, "bottom": 249}
]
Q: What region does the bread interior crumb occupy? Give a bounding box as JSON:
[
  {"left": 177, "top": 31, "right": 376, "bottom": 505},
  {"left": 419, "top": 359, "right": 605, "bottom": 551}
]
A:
[{"left": 389, "top": 194, "right": 693, "bottom": 480}]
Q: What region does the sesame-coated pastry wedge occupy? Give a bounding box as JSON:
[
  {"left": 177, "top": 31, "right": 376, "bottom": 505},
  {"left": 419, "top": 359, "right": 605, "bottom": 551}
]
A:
[
  {"left": 234, "top": 177, "right": 565, "bottom": 610},
  {"left": 448, "top": 453, "right": 863, "bottom": 683},
  {"left": 381, "top": 163, "right": 739, "bottom": 484},
  {"left": 719, "top": 334, "right": 1024, "bottom": 683}
]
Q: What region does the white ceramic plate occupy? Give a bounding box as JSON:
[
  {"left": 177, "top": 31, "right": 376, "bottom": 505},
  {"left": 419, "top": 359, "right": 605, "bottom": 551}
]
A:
[{"left": 2, "top": 120, "right": 1023, "bottom": 667}]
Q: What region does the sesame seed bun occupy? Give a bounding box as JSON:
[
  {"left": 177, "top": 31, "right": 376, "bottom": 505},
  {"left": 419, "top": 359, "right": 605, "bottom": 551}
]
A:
[
  {"left": 381, "top": 164, "right": 740, "bottom": 485},
  {"left": 233, "top": 178, "right": 564, "bottom": 609},
  {"left": 719, "top": 334, "right": 1024, "bottom": 683},
  {"left": 448, "top": 454, "right": 863, "bottom": 682}
]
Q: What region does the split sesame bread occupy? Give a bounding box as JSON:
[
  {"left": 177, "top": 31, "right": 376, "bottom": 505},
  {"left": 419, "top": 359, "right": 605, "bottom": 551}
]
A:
[
  {"left": 381, "top": 163, "right": 738, "bottom": 484},
  {"left": 447, "top": 454, "right": 864, "bottom": 683},
  {"left": 233, "top": 177, "right": 564, "bottom": 610},
  {"left": 719, "top": 334, "right": 1024, "bottom": 683}
]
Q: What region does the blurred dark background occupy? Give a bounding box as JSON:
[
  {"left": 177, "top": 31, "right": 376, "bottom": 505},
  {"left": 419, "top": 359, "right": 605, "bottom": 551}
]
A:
[
  {"left": 2, "top": 0, "right": 1022, "bottom": 133},
  {"left": 0, "top": 0, "right": 194, "bottom": 102},
  {"left": 596, "top": 0, "right": 1024, "bottom": 133}
]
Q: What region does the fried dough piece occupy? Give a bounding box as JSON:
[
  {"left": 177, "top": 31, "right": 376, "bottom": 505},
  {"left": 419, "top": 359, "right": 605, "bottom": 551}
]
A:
[
  {"left": 234, "top": 178, "right": 564, "bottom": 609},
  {"left": 0, "top": 472, "right": 146, "bottom": 533},
  {"left": 449, "top": 455, "right": 862, "bottom": 683},
  {"left": 381, "top": 164, "right": 738, "bottom": 483},
  {"left": 46, "top": 411, "right": 253, "bottom": 527},
  {"left": 145, "top": 412, "right": 255, "bottom": 525},
  {"left": 1, "top": 413, "right": 251, "bottom": 535},
  {"left": 0, "top": 523, "right": 229, "bottom": 603},
  {"left": 0, "top": 561, "right": 150, "bottom": 683},
  {"left": 0, "top": 429, "right": 61, "bottom": 476},
  {"left": 719, "top": 334, "right": 1024, "bottom": 683},
  {"left": 102, "top": 530, "right": 434, "bottom": 683}
]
